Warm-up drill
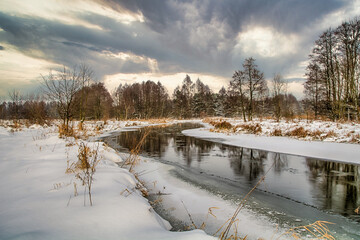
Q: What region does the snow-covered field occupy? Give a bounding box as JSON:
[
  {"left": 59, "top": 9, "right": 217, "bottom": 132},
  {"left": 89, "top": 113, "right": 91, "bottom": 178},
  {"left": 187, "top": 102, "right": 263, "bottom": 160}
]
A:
[
  {"left": 0, "top": 118, "right": 358, "bottom": 240},
  {"left": 0, "top": 122, "right": 214, "bottom": 240}
]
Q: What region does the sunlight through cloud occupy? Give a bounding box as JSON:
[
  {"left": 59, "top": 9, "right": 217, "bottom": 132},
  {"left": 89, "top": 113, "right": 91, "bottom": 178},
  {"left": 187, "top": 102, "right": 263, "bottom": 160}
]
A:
[{"left": 235, "top": 26, "right": 298, "bottom": 58}]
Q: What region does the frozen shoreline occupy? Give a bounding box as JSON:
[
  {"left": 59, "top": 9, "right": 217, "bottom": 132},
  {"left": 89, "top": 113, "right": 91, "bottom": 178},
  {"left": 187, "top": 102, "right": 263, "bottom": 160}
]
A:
[{"left": 182, "top": 127, "right": 360, "bottom": 165}]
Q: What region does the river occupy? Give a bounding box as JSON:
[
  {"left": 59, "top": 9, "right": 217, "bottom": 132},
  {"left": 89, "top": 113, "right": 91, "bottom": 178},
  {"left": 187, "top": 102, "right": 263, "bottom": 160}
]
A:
[{"left": 102, "top": 122, "right": 360, "bottom": 239}]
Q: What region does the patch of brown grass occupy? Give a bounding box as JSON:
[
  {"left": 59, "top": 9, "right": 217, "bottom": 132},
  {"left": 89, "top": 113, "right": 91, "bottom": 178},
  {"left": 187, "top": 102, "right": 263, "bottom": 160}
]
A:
[
  {"left": 147, "top": 118, "right": 169, "bottom": 124},
  {"left": 324, "top": 130, "right": 337, "bottom": 139},
  {"left": 310, "top": 129, "right": 323, "bottom": 139},
  {"left": 271, "top": 129, "right": 282, "bottom": 136},
  {"left": 203, "top": 117, "right": 224, "bottom": 124},
  {"left": 58, "top": 123, "right": 76, "bottom": 138},
  {"left": 286, "top": 127, "right": 309, "bottom": 138},
  {"left": 276, "top": 221, "right": 335, "bottom": 240},
  {"left": 125, "top": 122, "right": 138, "bottom": 127},
  {"left": 235, "top": 123, "right": 262, "bottom": 134},
  {"left": 213, "top": 121, "right": 233, "bottom": 130},
  {"left": 350, "top": 134, "right": 360, "bottom": 143}
]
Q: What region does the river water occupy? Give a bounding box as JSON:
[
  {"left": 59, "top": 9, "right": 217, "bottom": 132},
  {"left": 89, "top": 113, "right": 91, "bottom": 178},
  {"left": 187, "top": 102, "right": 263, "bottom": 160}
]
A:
[{"left": 102, "top": 123, "right": 360, "bottom": 239}]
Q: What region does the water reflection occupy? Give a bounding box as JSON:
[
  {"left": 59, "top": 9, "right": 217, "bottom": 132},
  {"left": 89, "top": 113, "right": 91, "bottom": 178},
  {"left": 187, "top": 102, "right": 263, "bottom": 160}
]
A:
[
  {"left": 306, "top": 159, "right": 360, "bottom": 218},
  {"left": 228, "top": 148, "right": 267, "bottom": 182},
  {"left": 104, "top": 123, "right": 360, "bottom": 222}
]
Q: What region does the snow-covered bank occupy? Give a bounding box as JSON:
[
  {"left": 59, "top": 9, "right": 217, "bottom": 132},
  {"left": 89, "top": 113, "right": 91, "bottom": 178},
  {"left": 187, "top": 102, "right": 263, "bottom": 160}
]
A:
[
  {"left": 132, "top": 158, "right": 286, "bottom": 240},
  {"left": 204, "top": 118, "right": 360, "bottom": 144},
  {"left": 183, "top": 127, "right": 360, "bottom": 165},
  {"left": 0, "top": 126, "right": 214, "bottom": 240}
]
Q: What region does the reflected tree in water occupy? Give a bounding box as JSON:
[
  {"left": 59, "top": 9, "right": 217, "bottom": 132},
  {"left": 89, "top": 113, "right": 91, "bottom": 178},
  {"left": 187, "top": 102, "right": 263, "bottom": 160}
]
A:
[
  {"left": 306, "top": 158, "right": 360, "bottom": 219},
  {"left": 228, "top": 147, "right": 267, "bottom": 183},
  {"left": 272, "top": 153, "right": 288, "bottom": 174}
]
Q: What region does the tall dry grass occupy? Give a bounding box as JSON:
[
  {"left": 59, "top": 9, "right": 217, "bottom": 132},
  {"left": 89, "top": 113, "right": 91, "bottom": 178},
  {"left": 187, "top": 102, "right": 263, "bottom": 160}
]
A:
[
  {"left": 66, "top": 142, "right": 100, "bottom": 206},
  {"left": 121, "top": 129, "right": 151, "bottom": 172}
]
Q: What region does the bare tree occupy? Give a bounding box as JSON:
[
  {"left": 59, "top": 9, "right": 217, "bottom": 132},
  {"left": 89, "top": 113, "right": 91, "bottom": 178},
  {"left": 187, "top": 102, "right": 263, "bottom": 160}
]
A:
[
  {"left": 230, "top": 71, "right": 247, "bottom": 121},
  {"left": 272, "top": 73, "right": 287, "bottom": 121},
  {"left": 304, "top": 62, "right": 325, "bottom": 118},
  {"left": 78, "top": 63, "right": 93, "bottom": 123},
  {"left": 8, "top": 89, "right": 22, "bottom": 121},
  {"left": 230, "top": 58, "right": 267, "bottom": 121},
  {"left": 304, "top": 17, "right": 360, "bottom": 120},
  {"left": 41, "top": 66, "right": 82, "bottom": 133}
]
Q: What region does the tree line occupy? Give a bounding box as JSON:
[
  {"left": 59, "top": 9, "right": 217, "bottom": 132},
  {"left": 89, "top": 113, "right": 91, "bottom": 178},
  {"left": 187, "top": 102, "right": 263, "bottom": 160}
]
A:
[
  {"left": 304, "top": 17, "right": 360, "bottom": 120},
  {"left": 1, "top": 58, "right": 301, "bottom": 127}
]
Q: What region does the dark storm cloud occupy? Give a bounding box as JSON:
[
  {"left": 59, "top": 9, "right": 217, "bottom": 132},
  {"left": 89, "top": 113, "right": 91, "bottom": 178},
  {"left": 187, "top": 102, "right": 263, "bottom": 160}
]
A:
[
  {"left": 0, "top": 12, "right": 171, "bottom": 78},
  {"left": 98, "top": 0, "right": 343, "bottom": 33},
  {"left": 92, "top": 0, "right": 345, "bottom": 78},
  {"left": 0, "top": 0, "right": 350, "bottom": 91}
]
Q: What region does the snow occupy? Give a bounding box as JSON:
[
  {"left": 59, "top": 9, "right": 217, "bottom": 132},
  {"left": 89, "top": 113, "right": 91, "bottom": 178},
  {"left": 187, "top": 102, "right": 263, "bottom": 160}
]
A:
[
  {"left": 204, "top": 118, "right": 360, "bottom": 143},
  {"left": 1, "top": 118, "right": 358, "bottom": 240},
  {"left": 182, "top": 127, "right": 360, "bottom": 165},
  {"left": 189, "top": 118, "right": 360, "bottom": 165},
  {"left": 132, "top": 158, "right": 284, "bottom": 240},
  {"left": 0, "top": 125, "right": 214, "bottom": 240}
]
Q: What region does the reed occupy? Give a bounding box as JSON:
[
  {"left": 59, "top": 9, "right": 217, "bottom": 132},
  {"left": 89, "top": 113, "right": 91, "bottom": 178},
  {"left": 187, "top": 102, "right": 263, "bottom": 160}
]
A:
[
  {"left": 121, "top": 128, "right": 151, "bottom": 172},
  {"left": 275, "top": 221, "right": 335, "bottom": 240}
]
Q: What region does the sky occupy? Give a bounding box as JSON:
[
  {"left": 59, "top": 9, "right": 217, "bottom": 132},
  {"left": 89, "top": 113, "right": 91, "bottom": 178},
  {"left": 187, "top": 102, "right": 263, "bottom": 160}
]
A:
[{"left": 0, "top": 0, "right": 359, "bottom": 100}]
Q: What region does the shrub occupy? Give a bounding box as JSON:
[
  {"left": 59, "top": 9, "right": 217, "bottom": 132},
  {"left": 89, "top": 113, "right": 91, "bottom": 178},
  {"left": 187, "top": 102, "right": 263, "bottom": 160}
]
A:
[
  {"left": 58, "top": 123, "right": 77, "bottom": 138},
  {"left": 271, "top": 129, "right": 282, "bottom": 136},
  {"left": 76, "top": 142, "right": 100, "bottom": 206},
  {"left": 66, "top": 142, "right": 100, "bottom": 206},
  {"left": 286, "top": 127, "right": 309, "bottom": 138},
  {"left": 213, "top": 121, "right": 233, "bottom": 130},
  {"left": 310, "top": 129, "right": 323, "bottom": 139},
  {"left": 238, "top": 123, "right": 262, "bottom": 134},
  {"left": 325, "top": 130, "right": 337, "bottom": 138}
]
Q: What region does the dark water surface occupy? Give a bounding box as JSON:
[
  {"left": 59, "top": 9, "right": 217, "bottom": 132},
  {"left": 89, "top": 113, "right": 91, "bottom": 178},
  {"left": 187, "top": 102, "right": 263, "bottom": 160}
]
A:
[{"left": 103, "top": 123, "right": 360, "bottom": 238}]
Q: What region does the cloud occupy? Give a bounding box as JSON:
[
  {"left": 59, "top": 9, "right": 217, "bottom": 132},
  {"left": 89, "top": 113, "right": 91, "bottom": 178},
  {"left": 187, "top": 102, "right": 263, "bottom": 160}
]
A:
[{"left": 0, "top": 0, "right": 358, "bottom": 99}]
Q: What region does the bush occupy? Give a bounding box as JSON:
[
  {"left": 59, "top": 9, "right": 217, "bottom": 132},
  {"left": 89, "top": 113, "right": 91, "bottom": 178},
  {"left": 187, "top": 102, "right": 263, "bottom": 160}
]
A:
[
  {"left": 271, "top": 129, "right": 282, "bottom": 136},
  {"left": 310, "top": 129, "right": 322, "bottom": 139},
  {"left": 213, "top": 121, "right": 233, "bottom": 130},
  {"left": 66, "top": 142, "right": 100, "bottom": 206},
  {"left": 237, "top": 123, "right": 262, "bottom": 134},
  {"left": 286, "top": 127, "right": 309, "bottom": 138}
]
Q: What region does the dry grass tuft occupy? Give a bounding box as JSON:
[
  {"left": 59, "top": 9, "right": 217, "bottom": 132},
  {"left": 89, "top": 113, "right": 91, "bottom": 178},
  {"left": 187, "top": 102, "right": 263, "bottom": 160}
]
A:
[
  {"left": 121, "top": 129, "right": 151, "bottom": 172},
  {"left": 181, "top": 201, "right": 218, "bottom": 231},
  {"left": 66, "top": 142, "right": 100, "bottom": 206},
  {"left": 236, "top": 123, "right": 262, "bottom": 134},
  {"left": 147, "top": 118, "right": 169, "bottom": 124},
  {"left": 276, "top": 221, "right": 335, "bottom": 240},
  {"left": 310, "top": 129, "right": 323, "bottom": 139},
  {"left": 210, "top": 121, "right": 233, "bottom": 130},
  {"left": 218, "top": 163, "right": 275, "bottom": 240},
  {"left": 271, "top": 128, "right": 282, "bottom": 136},
  {"left": 286, "top": 127, "right": 309, "bottom": 138},
  {"left": 125, "top": 122, "right": 138, "bottom": 127},
  {"left": 58, "top": 123, "right": 78, "bottom": 139},
  {"left": 324, "top": 130, "right": 337, "bottom": 139}
]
